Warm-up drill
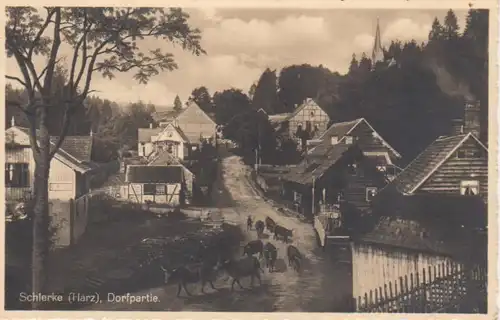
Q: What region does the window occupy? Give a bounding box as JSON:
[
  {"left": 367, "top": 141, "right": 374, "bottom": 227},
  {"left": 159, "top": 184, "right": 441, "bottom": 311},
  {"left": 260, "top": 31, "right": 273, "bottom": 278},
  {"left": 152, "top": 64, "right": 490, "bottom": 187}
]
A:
[
  {"left": 5, "top": 163, "right": 29, "bottom": 187},
  {"left": 167, "top": 144, "right": 173, "bottom": 153},
  {"left": 314, "top": 124, "right": 319, "bottom": 132},
  {"left": 143, "top": 184, "right": 156, "bottom": 195},
  {"left": 310, "top": 111, "right": 315, "bottom": 117},
  {"left": 331, "top": 136, "right": 338, "bottom": 145},
  {"left": 460, "top": 180, "right": 479, "bottom": 196},
  {"left": 345, "top": 136, "right": 354, "bottom": 144},
  {"left": 156, "top": 185, "right": 166, "bottom": 195},
  {"left": 366, "top": 187, "right": 378, "bottom": 202},
  {"left": 293, "top": 191, "right": 302, "bottom": 204}
]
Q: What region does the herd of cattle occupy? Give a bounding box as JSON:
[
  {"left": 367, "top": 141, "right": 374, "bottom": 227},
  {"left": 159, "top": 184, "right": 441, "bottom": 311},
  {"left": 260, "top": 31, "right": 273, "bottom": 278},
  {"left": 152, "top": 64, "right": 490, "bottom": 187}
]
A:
[{"left": 147, "top": 216, "right": 304, "bottom": 297}]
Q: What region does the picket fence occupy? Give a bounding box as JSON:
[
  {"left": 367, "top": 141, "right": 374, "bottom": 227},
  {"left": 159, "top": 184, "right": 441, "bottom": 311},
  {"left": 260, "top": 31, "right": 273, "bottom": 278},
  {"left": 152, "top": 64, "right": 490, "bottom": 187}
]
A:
[{"left": 355, "top": 261, "right": 487, "bottom": 313}]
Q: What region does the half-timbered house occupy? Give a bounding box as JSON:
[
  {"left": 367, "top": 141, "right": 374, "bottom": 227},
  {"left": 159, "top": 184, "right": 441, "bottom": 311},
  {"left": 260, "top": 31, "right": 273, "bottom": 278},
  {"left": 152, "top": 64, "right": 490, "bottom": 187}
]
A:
[
  {"left": 125, "top": 165, "right": 185, "bottom": 206},
  {"left": 271, "top": 98, "right": 330, "bottom": 148}
]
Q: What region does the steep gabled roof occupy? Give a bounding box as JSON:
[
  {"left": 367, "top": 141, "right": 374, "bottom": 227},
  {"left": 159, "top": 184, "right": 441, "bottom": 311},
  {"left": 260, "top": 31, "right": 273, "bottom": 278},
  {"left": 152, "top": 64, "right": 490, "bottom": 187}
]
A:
[
  {"left": 155, "top": 122, "right": 190, "bottom": 143},
  {"left": 282, "top": 143, "right": 355, "bottom": 185},
  {"left": 311, "top": 118, "right": 401, "bottom": 158},
  {"left": 284, "top": 98, "right": 326, "bottom": 121},
  {"left": 386, "top": 133, "right": 488, "bottom": 195},
  {"left": 10, "top": 126, "right": 94, "bottom": 173}
]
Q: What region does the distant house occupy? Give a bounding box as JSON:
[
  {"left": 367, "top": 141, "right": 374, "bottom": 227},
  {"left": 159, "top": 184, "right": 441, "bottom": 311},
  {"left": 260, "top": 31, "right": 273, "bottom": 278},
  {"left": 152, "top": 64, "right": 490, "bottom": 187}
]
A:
[
  {"left": 5, "top": 125, "right": 97, "bottom": 247},
  {"left": 281, "top": 143, "right": 389, "bottom": 222},
  {"left": 148, "top": 151, "right": 195, "bottom": 204},
  {"left": 125, "top": 165, "right": 185, "bottom": 205},
  {"left": 308, "top": 118, "right": 402, "bottom": 179},
  {"left": 138, "top": 102, "right": 217, "bottom": 159},
  {"left": 272, "top": 98, "right": 330, "bottom": 148}
]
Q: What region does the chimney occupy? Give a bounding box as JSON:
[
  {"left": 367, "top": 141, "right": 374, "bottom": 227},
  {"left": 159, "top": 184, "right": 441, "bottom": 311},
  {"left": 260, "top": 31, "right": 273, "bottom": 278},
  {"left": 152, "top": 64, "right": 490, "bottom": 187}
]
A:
[
  {"left": 11, "top": 116, "right": 15, "bottom": 127},
  {"left": 90, "top": 128, "right": 93, "bottom": 137},
  {"left": 119, "top": 158, "right": 127, "bottom": 174},
  {"left": 464, "top": 99, "right": 481, "bottom": 138},
  {"left": 451, "top": 119, "right": 464, "bottom": 135},
  {"left": 149, "top": 123, "right": 153, "bottom": 129}
]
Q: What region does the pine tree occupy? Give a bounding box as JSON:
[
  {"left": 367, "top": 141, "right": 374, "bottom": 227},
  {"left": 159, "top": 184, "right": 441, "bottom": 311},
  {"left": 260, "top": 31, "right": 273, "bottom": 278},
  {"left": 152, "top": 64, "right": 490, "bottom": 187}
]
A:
[
  {"left": 428, "top": 17, "right": 444, "bottom": 41},
  {"left": 173, "top": 95, "right": 183, "bottom": 111},
  {"left": 358, "top": 52, "right": 372, "bottom": 73},
  {"left": 348, "top": 54, "right": 359, "bottom": 74},
  {"left": 443, "top": 9, "right": 460, "bottom": 40}
]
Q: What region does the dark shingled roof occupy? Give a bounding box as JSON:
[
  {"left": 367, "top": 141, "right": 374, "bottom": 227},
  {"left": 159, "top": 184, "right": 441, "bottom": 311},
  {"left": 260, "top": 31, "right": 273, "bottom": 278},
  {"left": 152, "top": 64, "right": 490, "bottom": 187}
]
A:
[
  {"left": 13, "top": 127, "right": 95, "bottom": 172},
  {"left": 388, "top": 133, "right": 486, "bottom": 194},
  {"left": 126, "top": 165, "right": 183, "bottom": 183},
  {"left": 282, "top": 143, "right": 354, "bottom": 185},
  {"left": 359, "top": 195, "right": 487, "bottom": 258},
  {"left": 49, "top": 136, "right": 93, "bottom": 162},
  {"left": 316, "top": 118, "right": 362, "bottom": 142}
]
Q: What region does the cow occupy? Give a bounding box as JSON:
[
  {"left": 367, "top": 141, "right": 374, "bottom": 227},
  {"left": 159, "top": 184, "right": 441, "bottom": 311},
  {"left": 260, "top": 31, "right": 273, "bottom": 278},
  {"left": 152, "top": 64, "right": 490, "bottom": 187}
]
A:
[
  {"left": 263, "top": 242, "right": 278, "bottom": 272},
  {"left": 219, "top": 256, "right": 263, "bottom": 291},
  {"left": 160, "top": 260, "right": 220, "bottom": 297},
  {"left": 286, "top": 245, "right": 302, "bottom": 272},
  {"left": 255, "top": 220, "right": 265, "bottom": 237},
  {"left": 274, "top": 225, "right": 293, "bottom": 243},
  {"left": 265, "top": 216, "right": 276, "bottom": 232},
  {"left": 243, "top": 239, "right": 264, "bottom": 259},
  {"left": 246, "top": 215, "right": 253, "bottom": 231}
]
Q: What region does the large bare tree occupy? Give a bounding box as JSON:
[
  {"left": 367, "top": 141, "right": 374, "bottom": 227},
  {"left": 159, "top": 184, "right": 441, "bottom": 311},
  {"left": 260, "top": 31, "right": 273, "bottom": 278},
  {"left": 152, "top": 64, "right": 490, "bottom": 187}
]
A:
[{"left": 5, "top": 7, "right": 205, "bottom": 308}]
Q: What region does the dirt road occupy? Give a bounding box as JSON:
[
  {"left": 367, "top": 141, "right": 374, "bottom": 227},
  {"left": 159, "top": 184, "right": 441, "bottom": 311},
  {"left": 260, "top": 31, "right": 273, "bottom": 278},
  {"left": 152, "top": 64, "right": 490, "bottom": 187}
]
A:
[{"left": 87, "top": 155, "right": 352, "bottom": 312}]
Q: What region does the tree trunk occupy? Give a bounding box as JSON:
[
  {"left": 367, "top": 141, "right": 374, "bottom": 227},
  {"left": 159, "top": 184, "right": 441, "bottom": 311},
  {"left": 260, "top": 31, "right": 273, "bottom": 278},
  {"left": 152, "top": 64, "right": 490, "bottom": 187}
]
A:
[{"left": 31, "top": 110, "right": 52, "bottom": 310}]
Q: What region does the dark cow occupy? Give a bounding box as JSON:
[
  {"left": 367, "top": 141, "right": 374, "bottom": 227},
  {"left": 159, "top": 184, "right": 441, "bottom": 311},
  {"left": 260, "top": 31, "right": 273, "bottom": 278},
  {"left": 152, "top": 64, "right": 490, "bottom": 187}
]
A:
[
  {"left": 263, "top": 242, "right": 278, "bottom": 272},
  {"left": 219, "top": 256, "right": 263, "bottom": 291},
  {"left": 286, "top": 245, "right": 302, "bottom": 272},
  {"left": 274, "top": 225, "right": 293, "bottom": 243},
  {"left": 161, "top": 261, "right": 220, "bottom": 296},
  {"left": 243, "top": 239, "right": 264, "bottom": 259},
  {"left": 255, "top": 220, "right": 265, "bottom": 237},
  {"left": 265, "top": 216, "right": 276, "bottom": 232}
]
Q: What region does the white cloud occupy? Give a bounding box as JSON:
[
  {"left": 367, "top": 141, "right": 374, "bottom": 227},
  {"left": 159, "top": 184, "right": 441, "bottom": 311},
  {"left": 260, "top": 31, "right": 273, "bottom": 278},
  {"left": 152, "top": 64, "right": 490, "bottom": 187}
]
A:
[
  {"left": 354, "top": 34, "right": 375, "bottom": 52},
  {"left": 382, "top": 18, "right": 431, "bottom": 45}
]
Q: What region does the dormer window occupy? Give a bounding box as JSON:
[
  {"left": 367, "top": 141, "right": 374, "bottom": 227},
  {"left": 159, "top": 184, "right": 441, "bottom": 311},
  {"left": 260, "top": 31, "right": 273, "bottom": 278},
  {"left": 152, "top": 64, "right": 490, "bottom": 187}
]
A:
[
  {"left": 331, "top": 136, "right": 338, "bottom": 145},
  {"left": 345, "top": 136, "right": 354, "bottom": 144},
  {"left": 460, "top": 180, "right": 479, "bottom": 195}
]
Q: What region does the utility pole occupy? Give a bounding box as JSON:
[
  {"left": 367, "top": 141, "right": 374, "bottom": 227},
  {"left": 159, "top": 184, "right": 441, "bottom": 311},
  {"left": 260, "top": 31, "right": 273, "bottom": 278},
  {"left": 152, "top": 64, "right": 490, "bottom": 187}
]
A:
[{"left": 312, "top": 176, "right": 316, "bottom": 216}]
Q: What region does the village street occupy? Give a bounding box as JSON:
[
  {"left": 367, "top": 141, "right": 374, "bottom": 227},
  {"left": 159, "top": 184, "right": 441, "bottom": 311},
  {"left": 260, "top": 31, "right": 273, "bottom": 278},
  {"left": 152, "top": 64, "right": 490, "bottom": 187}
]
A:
[{"left": 87, "top": 153, "right": 352, "bottom": 312}]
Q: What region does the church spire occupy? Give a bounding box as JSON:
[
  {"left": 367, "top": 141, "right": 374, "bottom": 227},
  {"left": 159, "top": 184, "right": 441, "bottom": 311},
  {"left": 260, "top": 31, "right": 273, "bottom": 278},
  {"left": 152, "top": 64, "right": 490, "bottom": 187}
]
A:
[{"left": 372, "top": 17, "right": 384, "bottom": 65}]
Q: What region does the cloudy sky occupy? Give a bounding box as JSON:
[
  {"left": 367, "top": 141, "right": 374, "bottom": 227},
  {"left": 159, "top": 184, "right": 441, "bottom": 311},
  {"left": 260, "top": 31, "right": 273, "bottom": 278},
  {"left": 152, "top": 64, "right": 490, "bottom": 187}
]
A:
[{"left": 6, "top": 7, "right": 469, "bottom": 108}]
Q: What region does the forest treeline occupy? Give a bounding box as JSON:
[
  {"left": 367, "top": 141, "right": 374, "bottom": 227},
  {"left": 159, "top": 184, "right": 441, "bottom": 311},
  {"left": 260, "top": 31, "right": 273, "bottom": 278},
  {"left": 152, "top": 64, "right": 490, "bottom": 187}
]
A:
[{"left": 6, "top": 9, "right": 488, "bottom": 164}]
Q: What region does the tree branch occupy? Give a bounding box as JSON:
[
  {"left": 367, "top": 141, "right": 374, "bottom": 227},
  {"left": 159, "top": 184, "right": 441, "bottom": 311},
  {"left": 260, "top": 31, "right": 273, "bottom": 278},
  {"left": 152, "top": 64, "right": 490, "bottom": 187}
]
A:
[
  {"left": 6, "top": 75, "right": 27, "bottom": 87},
  {"left": 42, "top": 8, "right": 62, "bottom": 95},
  {"left": 69, "top": 11, "right": 89, "bottom": 92},
  {"left": 27, "top": 8, "right": 56, "bottom": 60}
]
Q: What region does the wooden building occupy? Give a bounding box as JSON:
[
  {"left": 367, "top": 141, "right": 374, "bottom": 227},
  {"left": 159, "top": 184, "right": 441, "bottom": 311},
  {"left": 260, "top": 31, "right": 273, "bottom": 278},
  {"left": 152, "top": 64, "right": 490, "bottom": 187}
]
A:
[
  {"left": 308, "top": 118, "right": 402, "bottom": 178},
  {"left": 138, "top": 102, "right": 217, "bottom": 159},
  {"left": 125, "top": 165, "right": 185, "bottom": 205},
  {"left": 349, "top": 131, "right": 489, "bottom": 301},
  {"left": 271, "top": 98, "right": 330, "bottom": 148},
  {"left": 281, "top": 143, "right": 389, "bottom": 224},
  {"left": 5, "top": 126, "right": 96, "bottom": 202}
]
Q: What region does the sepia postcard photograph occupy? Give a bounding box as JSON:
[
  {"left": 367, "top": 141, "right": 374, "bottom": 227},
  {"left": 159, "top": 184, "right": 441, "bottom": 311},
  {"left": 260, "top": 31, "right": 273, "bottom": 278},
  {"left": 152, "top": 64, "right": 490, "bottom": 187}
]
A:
[{"left": 2, "top": 0, "right": 498, "bottom": 318}]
